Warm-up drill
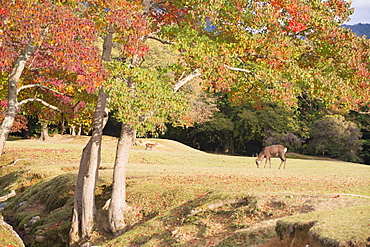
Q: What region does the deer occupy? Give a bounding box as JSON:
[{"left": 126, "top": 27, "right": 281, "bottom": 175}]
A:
[
  {"left": 145, "top": 143, "right": 157, "bottom": 150},
  {"left": 255, "top": 144, "right": 287, "bottom": 169}
]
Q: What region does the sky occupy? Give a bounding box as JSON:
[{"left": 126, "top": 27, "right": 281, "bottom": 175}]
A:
[{"left": 345, "top": 0, "right": 370, "bottom": 24}]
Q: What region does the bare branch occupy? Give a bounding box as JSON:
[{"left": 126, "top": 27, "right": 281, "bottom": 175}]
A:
[
  {"left": 17, "top": 84, "right": 72, "bottom": 97},
  {"left": 224, "top": 64, "right": 267, "bottom": 84},
  {"left": 17, "top": 98, "right": 62, "bottom": 112},
  {"left": 357, "top": 111, "right": 370, "bottom": 115},
  {"left": 145, "top": 35, "right": 174, "bottom": 45},
  {"left": 173, "top": 69, "right": 201, "bottom": 92},
  {"left": 224, "top": 64, "right": 252, "bottom": 74}
]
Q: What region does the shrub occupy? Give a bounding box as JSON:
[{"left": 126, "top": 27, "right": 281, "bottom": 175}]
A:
[
  {"left": 264, "top": 132, "right": 304, "bottom": 152},
  {"left": 306, "top": 115, "right": 362, "bottom": 162}
]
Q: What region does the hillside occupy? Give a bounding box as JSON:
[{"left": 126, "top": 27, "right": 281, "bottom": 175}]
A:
[
  {"left": 0, "top": 135, "right": 369, "bottom": 246},
  {"left": 342, "top": 23, "right": 370, "bottom": 38}
]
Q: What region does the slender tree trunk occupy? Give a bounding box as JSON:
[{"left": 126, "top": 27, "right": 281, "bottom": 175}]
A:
[
  {"left": 60, "top": 113, "right": 65, "bottom": 135},
  {"left": 0, "top": 26, "right": 48, "bottom": 155},
  {"left": 107, "top": 53, "right": 140, "bottom": 235},
  {"left": 108, "top": 123, "right": 133, "bottom": 235},
  {"left": 70, "top": 126, "right": 76, "bottom": 136},
  {"left": 0, "top": 42, "right": 38, "bottom": 155},
  {"left": 69, "top": 87, "right": 109, "bottom": 245},
  {"left": 39, "top": 124, "right": 49, "bottom": 141},
  {"left": 69, "top": 25, "right": 113, "bottom": 246}
]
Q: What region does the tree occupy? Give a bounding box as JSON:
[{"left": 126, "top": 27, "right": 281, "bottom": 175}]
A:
[
  {"left": 197, "top": 112, "right": 235, "bottom": 153},
  {"left": 307, "top": 115, "right": 362, "bottom": 162},
  {"left": 105, "top": 47, "right": 201, "bottom": 236},
  {"left": 0, "top": 0, "right": 103, "bottom": 153},
  {"left": 175, "top": 98, "right": 301, "bottom": 155},
  {"left": 160, "top": 0, "right": 368, "bottom": 112},
  {"left": 69, "top": 1, "right": 153, "bottom": 244}
]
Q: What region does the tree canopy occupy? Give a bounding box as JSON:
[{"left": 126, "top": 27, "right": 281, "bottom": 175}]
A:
[{"left": 157, "top": 0, "right": 368, "bottom": 112}]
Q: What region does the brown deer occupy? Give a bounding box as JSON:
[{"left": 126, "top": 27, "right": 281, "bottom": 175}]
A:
[
  {"left": 255, "top": 145, "right": 287, "bottom": 169},
  {"left": 145, "top": 143, "right": 157, "bottom": 150}
]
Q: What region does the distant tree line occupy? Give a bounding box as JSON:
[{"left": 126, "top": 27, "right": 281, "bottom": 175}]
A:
[
  {"left": 161, "top": 94, "right": 369, "bottom": 165},
  {"left": 11, "top": 91, "right": 369, "bottom": 165}
]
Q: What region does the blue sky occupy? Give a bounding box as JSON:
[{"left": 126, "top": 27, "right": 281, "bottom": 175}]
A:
[{"left": 345, "top": 0, "right": 370, "bottom": 24}]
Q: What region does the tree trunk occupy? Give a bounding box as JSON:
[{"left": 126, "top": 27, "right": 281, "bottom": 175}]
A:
[
  {"left": 0, "top": 41, "right": 38, "bottom": 155},
  {"left": 69, "top": 25, "right": 113, "bottom": 246},
  {"left": 77, "top": 125, "right": 82, "bottom": 135},
  {"left": 108, "top": 123, "right": 134, "bottom": 235},
  {"left": 60, "top": 113, "right": 66, "bottom": 135},
  {"left": 70, "top": 126, "right": 76, "bottom": 136},
  {"left": 69, "top": 87, "right": 109, "bottom": 245},
  {"left": 39, "top": 124, "right": 49, "bottom": 141}
]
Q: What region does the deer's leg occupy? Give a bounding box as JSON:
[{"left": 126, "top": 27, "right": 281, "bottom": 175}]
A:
[
  {"left": 278, "top": 157, "right": 286, "bottom": 169},
  {"left": 263, "top": 157, "right": 268, "bottom": 168},
  {"left": 269, "top": 157, "right": 272, "bottom": 168},
  {"left": 264, "top": 156, "right": 271, "bottom": 168}
]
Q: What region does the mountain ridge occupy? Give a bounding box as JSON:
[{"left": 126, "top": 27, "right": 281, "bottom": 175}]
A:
[{"left": 342, "top": 23, "right": 370, "bottom": 38}]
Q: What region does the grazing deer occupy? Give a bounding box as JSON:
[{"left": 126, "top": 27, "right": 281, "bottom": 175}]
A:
[
  {"left": 255, "top": 145, "right": 287, "bottom": 169},
  {"left": 145, "top": 143, "right": 157, "bottom": 150}
]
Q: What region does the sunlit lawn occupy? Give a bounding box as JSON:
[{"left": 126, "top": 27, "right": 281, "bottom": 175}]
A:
[
  {"left": 4, "top": 135, "right": 369, "bottom": 197},
  {"left": 1, "top": 135, "right": 369, "bottom": 246}
]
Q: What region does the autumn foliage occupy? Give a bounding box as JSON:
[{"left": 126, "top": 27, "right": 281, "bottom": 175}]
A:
[
  {"left": 157, "top": 0, "right": 368, "bottom": 111},
  {"left": 0, "top": 0, "right": 104, "bottom": 130}
]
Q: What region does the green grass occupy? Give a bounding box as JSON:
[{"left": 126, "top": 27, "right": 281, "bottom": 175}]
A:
[
  {"left": 277, "top": 205, "right": 370, "bottom": 246},
  {"left": 0, "top": 135, "right": 369, "bottom": 246}
]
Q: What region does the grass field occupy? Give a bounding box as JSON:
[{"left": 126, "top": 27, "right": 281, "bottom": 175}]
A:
[{"left": 0, "top": 135, "right": 369, "bottom": 246}]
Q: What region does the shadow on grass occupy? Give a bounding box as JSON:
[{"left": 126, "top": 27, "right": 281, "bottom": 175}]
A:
[
  {"left": 128, "top": 192, "right": 213, "bottom": 246},
  {"left": 0, "top": 171, "right": 24, "bottom": 193},
  {"left": 10, "top": 173, "right": 77, "bottom": 212}
]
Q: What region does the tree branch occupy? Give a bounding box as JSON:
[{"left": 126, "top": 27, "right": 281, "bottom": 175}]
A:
[
  {"left": 17, "top": 84, "right": 73, "bottom": 98},
  {"left": 17, "top": 98, "right": 62, "bottom": 112},
  {"left": 357, "top": 111, "right": 370, "bottom": 115},
  {"left": 144, "top": 35, "right": 174, "bottom": 45},
  {"left": 224, "top": 64, "right": 267, "bottom": 84},
  {"left": 224, "top": 64, "right": 253, "bottom": 74},
  {"left": 173, "top": 69, "right": 201, "bottom": 92},
  {"left": 139, "top": 69, "right": 202, "bottom": 122}
]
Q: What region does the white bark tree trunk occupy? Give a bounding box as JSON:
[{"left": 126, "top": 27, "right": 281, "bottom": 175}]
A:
[
  {"left": 108, "top": 123, "right": 133, "bottom": 235},
  {"left": 69, "top": 25, "right": 113, "bottom": 246},
  {"left": 107, "top": 49, "right": 140, "bottom": 236},
  {"left": 0, "top": 42, "right": 37, "bottom": 155},
  {"left": 0, "top": 26, "right": 49, "bottom": 155},
  {"left": 70, "top": 126, "right": 76, "bottom": 136},
  {"left": 39, "top": 124, "right": 50, "bottom": 141},
  {"left": 69, "top": 87, "right": 109, "bottom": 245},
  {"left": 77, "top": 125, "right": 82, "bottom": 135}
]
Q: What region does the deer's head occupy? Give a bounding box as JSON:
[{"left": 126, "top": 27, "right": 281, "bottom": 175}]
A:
[{"left": 255, "top": 159, "right": 261, "bottom": 168}]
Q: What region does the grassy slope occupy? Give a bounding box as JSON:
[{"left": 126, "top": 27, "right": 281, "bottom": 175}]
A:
[{"left": 0, "top": 135, "right": 369, "bottom": 246}]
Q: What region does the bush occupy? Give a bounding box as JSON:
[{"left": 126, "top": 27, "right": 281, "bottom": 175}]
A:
[
  {"left": 306, "top": 115, "right": 362, "bottom": 162},
  {"left": 265, "top": 132, "right": 304, "bottom": 152}
]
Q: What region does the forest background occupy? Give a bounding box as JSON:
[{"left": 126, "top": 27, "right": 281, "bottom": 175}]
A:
[{"left": 1, "top": 16, "right": 370, "bottom": 164}]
